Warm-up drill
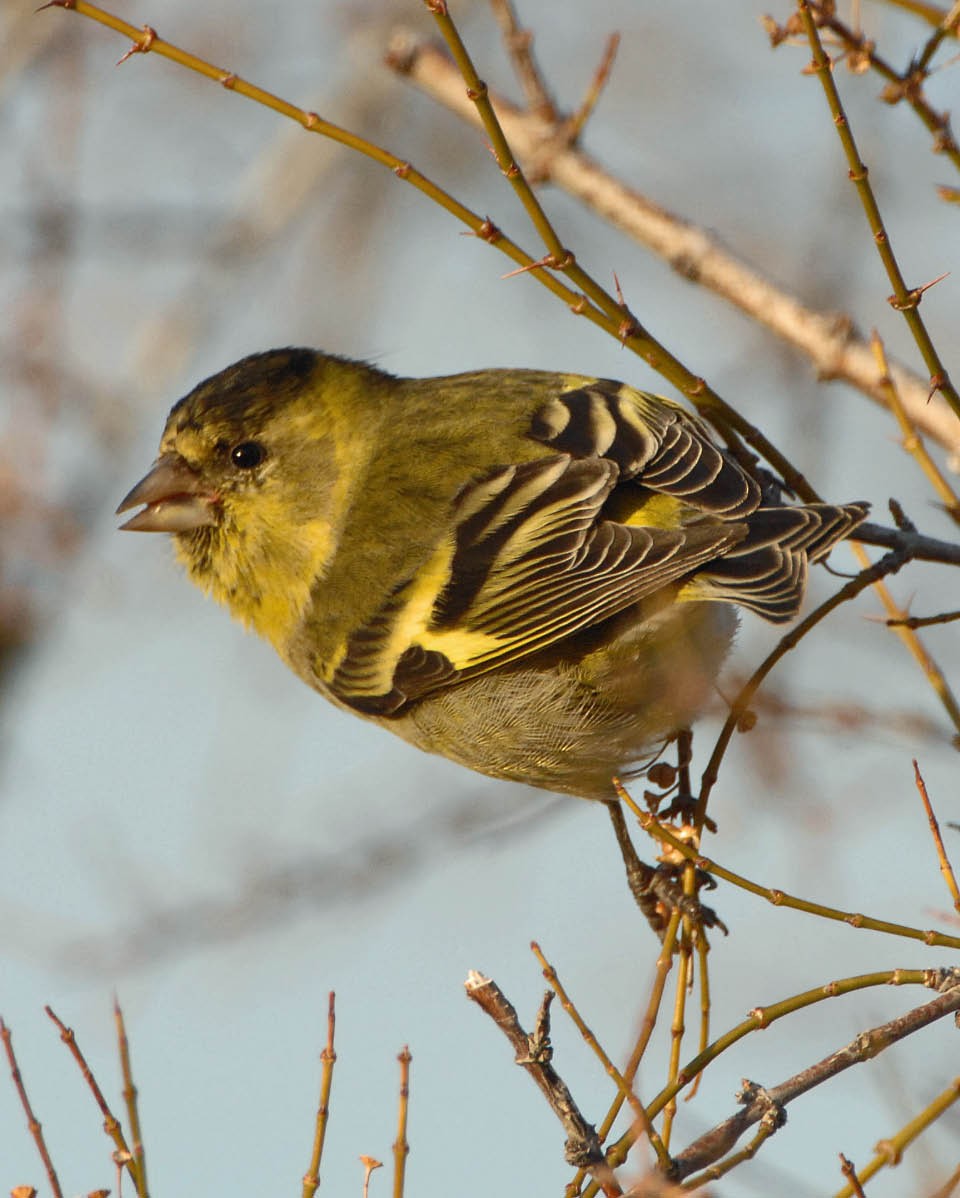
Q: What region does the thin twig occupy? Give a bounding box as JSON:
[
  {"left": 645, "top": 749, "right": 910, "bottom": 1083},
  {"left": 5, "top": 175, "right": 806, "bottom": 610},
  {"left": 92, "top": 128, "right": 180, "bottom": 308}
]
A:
[
  {"left": 302, "top": 992, "right": 337, "bottom": 1198},
  {"left": 420, "top": 0, "right": 799, "bottom": 488},
  {"left": 851, "top": 522, "right": 960, "bottom": 567},
  {"left": 44, "top": 1006, "right": 139, "bottom": 1190},
  {"left": 806, "top": 4, "right": 960, "bottom": 174},
  {"left": 888, "top": 609, "right": 960, "bottom": 629},
  {"left": 465, "top": 972, "right": 623, "bottom": 1197},
  {"left": 386, "top": 33, "right": 960, "bottom": 456},
  {"left": 670, "top": 977, "right": 960, "bottom": 1179},
  {"left": 625, "top": 803, "right": 960, "bottom": 953},
  {"left": 838, "top": 1153, "right": 869, "bottom": 1198},
  {"left": 833, "top": 1076, "right": 960, "bottom": 1195},
  {"left": 0, "top": 1018, "right": 64, "bottom": 1198},
  {"left": 563, "top": 33, "right": 620, "bottom": 146},
  {"left": 914, "top": 760, "right": 960, "bottom": 912},
  {"left": 662, "top": 919, "right": 694, "bottom": 1150},
  {"left": 531, "top": 941, "right": 671, "bottom": 1171},
  {"left": 587, "top": 970, "right": 960, "bottom": 1193},
  {"left": 44, "top": 0, "right": 618, "bottom": 344},
  {"left": 877, "top": 0, "right": 960, "bottom": 34},
  {"left": 869, "top": 331, "right": 960, "bottom": 525},
  {"left": 114, "top": 998, "right": 149, "bottom": 1198},
  {"left": 698, "top": 542, "right": 917, "bottom": 821},
  {"left": 798, "top": 0, "right": 960, "bottom": 420},
  {"left": 927, "top": 1161, "right": 960, "bottom": 1198},
  {"left": 679, "top": 1097, "right": 785, "bottom": 1190},
  {"left": 392, "top": 1046, "right": 411, "bottom": 1198},
  {"left": 568, "top": 908, "right": 682, "bottom": 1196},
  {"left": 487, "top": 0, "right": 556, "bottom": 120},
  {"left": 850, "top": 538, "right": 960, "bottom": 742}
]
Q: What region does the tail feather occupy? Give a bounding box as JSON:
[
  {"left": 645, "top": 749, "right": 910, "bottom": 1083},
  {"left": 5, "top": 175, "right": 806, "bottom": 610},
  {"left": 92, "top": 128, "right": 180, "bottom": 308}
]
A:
[{"left": 685, "top": 501, "right": 868, "bottom": 623}]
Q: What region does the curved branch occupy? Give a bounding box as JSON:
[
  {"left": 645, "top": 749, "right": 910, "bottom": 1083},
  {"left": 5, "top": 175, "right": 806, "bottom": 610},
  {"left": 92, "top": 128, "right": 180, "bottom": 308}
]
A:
[{"left": 387, "top": 33, "right": 960, "bottom": 458}]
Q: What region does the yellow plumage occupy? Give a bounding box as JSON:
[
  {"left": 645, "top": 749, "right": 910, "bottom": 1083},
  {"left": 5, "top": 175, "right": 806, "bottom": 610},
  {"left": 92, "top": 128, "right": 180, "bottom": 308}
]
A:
[{"left": 117, "top": 349, "right": 868, "bottom": 800}]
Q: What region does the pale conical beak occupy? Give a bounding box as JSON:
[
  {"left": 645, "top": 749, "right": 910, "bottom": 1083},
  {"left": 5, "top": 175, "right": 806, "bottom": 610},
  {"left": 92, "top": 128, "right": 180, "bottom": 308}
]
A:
[{"left": 116, "top": 453, "right": 220, "bottom": 532}]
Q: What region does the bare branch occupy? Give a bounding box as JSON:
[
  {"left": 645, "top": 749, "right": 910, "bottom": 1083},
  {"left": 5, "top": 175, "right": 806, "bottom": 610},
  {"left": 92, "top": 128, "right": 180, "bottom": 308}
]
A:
[
  {"left": 387, "top": 33, "right": 960, "bottom": 457},
  {"left": 465, "top": 972, "right": 623, "bottom": 1196},
  {"left": 672, "top": 974, "right": 960, "bottom": 1179}
]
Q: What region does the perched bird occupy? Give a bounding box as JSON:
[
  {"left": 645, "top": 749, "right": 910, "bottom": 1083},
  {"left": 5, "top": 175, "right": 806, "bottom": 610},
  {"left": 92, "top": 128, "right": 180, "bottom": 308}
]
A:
[{"left": 118, "top": 349, "right": 867, "bottom": 802}]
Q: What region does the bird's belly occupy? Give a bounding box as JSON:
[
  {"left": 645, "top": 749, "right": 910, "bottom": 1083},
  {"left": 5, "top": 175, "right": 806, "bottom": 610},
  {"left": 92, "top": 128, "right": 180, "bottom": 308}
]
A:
[{"left": 389, "top": 601, "right": 737, "bottom": 800}]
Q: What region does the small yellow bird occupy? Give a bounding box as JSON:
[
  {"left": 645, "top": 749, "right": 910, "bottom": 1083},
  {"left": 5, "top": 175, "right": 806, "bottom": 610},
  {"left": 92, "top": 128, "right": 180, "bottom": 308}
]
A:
[{"left": 118, "top": 349, "right": 867, "bottom": 802}]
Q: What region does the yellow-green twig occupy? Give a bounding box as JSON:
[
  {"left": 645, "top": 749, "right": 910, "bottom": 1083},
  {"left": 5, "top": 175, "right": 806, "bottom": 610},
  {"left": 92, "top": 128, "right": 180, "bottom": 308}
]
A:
[
  {"left": 302, "top": 992, "right": 337, "bottom": 1198},
  {"left": 624, "top": 803, "right": 960, "bottom": 952},
  {"left": 833, "top": 1076, "right": 960, "bottom": 1197},
  {"left": 798, "top": 0, "right": 960, "bottom": 421}
]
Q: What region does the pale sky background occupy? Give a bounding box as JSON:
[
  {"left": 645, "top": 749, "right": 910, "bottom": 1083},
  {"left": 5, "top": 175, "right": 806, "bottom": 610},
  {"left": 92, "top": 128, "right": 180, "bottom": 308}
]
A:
[{"left": 2, "top": 1, "right": 959, "bottom": 1195}]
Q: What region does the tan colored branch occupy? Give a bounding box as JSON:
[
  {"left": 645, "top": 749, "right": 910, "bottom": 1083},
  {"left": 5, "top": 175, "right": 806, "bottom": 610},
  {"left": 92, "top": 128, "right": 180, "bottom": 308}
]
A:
[
  {"left": 387, "top": 33, "right": 959, "bottom": 460},
  {"left": 673, "top": 973, "right": 960, "bottom": 1180}
]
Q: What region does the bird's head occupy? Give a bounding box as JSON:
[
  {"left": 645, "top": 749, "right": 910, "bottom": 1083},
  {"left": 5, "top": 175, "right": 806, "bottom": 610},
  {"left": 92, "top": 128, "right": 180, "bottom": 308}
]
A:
[{"left": 116, "top": 347, "right": 376, "bottom": 647}]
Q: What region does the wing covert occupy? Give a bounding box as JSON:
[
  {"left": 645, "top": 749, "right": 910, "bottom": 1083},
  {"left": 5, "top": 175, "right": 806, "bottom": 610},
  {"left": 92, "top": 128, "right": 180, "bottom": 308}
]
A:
[
  {"left": 331, "top": 454, "right": 744, "bottom": 714},
  {"left": 531, "top": 381, "right": 761, "bottom": 518}
]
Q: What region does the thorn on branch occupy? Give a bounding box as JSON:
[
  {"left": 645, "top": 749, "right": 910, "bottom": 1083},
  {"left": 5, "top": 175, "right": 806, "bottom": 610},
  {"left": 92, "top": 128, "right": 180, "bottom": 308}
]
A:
[
  {"left": 116, "top": 25, "right": 157, "bottom": 67},
  {"left": 926, "top": 372, "right": 946, "bottom": 401},
  {"left": 469, "top": 218, "right": 502, "bottom": 244},
  {"left": 887, "top": 271, "right": 949, "bottom": 312},
  {"left": 501, "top": 250, "right": 573, "bottom": 279}
]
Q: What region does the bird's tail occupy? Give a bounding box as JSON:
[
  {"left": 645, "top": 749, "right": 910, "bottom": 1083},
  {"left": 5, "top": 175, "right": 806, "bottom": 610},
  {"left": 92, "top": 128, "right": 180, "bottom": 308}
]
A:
[{"left": 683, "top": 501, "right": 869, "bottom": 623}]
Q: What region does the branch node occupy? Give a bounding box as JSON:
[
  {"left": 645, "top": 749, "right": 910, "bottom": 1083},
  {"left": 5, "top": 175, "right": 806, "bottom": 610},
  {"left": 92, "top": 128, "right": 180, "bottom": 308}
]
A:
[
  {"left": 873, "top": 1137, "right": 902, "bottom": 1166},
  {"left": 473, "top": 218, "right": 502, "bottom": 244},
  {"left": 116, "top": 25, "right": 157, "bottom": 68}
]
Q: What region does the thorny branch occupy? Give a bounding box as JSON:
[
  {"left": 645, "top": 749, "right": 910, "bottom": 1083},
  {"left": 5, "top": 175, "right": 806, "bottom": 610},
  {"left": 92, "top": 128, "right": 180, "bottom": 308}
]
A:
[
  {"left": 671, "top": 971, "right": 960, "bottom": 1179},
  {"left": 386, "top": 32, "right": 960, "bottom": 457}
]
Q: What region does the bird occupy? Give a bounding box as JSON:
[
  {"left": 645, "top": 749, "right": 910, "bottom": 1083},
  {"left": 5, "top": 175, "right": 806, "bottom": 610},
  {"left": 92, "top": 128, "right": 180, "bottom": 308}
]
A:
[{"left": 117, "top": 348, "right": 868, "bottom": 804}]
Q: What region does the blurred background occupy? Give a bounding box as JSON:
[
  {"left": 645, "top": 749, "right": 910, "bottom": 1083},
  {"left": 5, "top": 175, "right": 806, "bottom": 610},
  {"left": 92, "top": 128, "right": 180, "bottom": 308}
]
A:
[{"left": 1, "top": 0, "right": 958, "bottom": 1193}]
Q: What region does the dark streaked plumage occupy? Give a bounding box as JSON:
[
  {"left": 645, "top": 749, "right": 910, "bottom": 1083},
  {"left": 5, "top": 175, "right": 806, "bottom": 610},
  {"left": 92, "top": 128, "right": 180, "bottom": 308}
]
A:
[{"left": 118, "top": 350, "right": 868, "bottom": 799}]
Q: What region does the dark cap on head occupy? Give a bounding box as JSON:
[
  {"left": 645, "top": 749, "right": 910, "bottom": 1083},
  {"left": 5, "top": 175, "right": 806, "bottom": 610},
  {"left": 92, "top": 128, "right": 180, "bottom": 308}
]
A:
[{"left": 168, "top": 348, "right": 320, "bottom": 431}]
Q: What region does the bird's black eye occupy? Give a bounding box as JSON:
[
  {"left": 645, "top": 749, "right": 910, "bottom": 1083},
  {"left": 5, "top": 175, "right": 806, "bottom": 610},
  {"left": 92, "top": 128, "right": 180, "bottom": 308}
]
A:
[{"left": 230, "top": 441, "right": 267, "bottom": 470}]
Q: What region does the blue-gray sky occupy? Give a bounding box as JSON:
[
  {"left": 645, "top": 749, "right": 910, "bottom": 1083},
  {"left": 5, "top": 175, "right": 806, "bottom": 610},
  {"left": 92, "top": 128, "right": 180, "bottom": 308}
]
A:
[{"left": 1, "top": 2, "right": 959, "bottom": 1194}]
